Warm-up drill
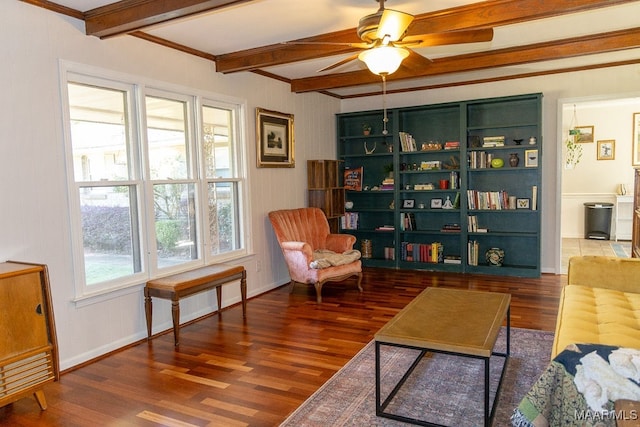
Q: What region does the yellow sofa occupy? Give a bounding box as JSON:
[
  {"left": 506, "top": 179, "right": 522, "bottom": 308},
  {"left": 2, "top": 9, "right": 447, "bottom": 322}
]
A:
[{"left": 551, "top": 255, "right": 640, "bottom": 358}]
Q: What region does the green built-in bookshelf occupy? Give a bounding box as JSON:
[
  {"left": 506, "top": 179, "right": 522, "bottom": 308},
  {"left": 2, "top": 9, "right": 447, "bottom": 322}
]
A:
[{"left": 337, "top": 93, "right": 542, "bottom": 277}]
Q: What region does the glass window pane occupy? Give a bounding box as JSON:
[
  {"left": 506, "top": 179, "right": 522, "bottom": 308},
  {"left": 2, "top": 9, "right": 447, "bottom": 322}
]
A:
[
  {"left": 146, "top": 96, "right": 189, "bottom": 180},
  {"left": 68, "top": 83, "right": 131, "bottom": 182},
  {"left": 203, "top": 106, "right": 234, "bottom": 179},
  {"left": 154, "top": 183, "right": 198, "bottom": 268},
  {"left": 208, "top": 182, "right": 240, "bottom": 255},
  {"left": 80, "top": 186, "right": 141, "bottom": 285}
]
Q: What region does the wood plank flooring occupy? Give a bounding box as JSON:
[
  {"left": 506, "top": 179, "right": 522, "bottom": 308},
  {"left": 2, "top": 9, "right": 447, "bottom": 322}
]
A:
[{"left": 0, "top": 267, "right": 564, "bottom": 426}]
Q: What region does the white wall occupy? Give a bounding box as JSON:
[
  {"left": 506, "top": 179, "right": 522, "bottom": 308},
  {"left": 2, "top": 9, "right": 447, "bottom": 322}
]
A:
[
  {"left": 1, "top": 2, "right": 339, "bottom": 370},
  {"left": 341, "top": 65, "right": 640, "bottom": 274},
  {"left": 560, "top": 99, "right": 640, "bottom": 238}
]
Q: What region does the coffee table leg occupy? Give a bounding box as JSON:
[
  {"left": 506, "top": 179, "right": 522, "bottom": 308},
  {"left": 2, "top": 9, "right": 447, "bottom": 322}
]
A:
[
  {"left": 506, "top": 306, "right": 511, "bottom": 356},
  {"left": 484, "top": 357, "right": 490, "bottom": 426},
  {"left": 171, "top": 298, "right": 180, "bottom": 346},
  {"left": 375, "top": 341, "right": 381, "bottom": 415}
]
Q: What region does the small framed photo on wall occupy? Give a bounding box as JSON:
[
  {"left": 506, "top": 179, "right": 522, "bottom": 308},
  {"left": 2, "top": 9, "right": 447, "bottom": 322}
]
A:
[{"left": 597, "top": 140, "right": 615, "bottom": 160}]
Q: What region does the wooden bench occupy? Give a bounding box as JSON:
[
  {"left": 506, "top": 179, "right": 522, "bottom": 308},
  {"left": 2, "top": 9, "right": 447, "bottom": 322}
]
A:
[{"left": 144, "top": 264, "right": 246, "bottom": 346}]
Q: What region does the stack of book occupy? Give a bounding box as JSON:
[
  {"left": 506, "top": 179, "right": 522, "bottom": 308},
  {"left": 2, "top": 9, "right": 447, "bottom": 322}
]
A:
[
  {"left": 399, "top": 131, "right": 417, "bottom": 152},
  {"left": 380, "top": 176, "right": 394, "bottom": 190},
  {"left": 482, "top": 136, "right": 505, "bottom": 147},
  {"left": 468, "top": 151, "right": 488, "bottom": 169},
  {"left": 467, "top": 190, "right": 510, "bottom": 210},
  {"left": 467, "top": 240, "right": 479, "bottom": 266},
  {"left": 375, "top": 225, "right": 395, "bottom": 231},
  {"left": 384, "top": 247, "right": 395, "bottom": 260},
  {"left": 441, "top": 223, "right": 461, "bottom": 232},
  {"left": 401, "top": 213, "right": 416, "bottom": 231},
  {"left": 401, "top": 242, "right": 444, "bottom": 263},
  {"left": 444, "top": 255, "right": 461, "bottom": 264},
  {"left": 467, "top": 215, "right": 488, "bottom": 232},
  {"left": 444, "top": 141, "right": 460, "bottom": 150},
  {"left": 341, "top": 212, "right": 359, "bottom": 230}
]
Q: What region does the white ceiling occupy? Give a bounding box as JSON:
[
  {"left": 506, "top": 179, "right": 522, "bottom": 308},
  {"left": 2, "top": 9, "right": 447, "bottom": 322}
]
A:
[{"left": 36, "top": 0, "right": 640, "bottom": 97}]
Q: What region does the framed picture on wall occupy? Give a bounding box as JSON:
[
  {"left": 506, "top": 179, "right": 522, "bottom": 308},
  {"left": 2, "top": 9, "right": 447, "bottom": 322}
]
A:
[
  {"left": 256, "top": 108, "right": 295, "bottom": 168},
  {"left": 574, "top": 125, "right": 594, "bottom": 143},
  {"left": 633, "top": 113, "right": 640, "bottom": 166},
  {"left": 597, "top": 140, "right": 615, "bottom": 160},
  {"left": 525, "top": 149, "right": 539, "bottom": 167}
]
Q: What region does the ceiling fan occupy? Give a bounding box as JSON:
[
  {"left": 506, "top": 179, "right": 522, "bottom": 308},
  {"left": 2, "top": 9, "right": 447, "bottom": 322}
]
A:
[{"left": 291, "top": 0, "right": 494, "bottom": 75}]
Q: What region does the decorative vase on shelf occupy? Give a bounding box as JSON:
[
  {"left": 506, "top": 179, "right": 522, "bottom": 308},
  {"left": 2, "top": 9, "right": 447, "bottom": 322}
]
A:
[
  {"left": 485, "top": 247, "right": 505, "bottom": 267},
  {"left": 509, "top": 153, "right": 520, "bottom": 167}
]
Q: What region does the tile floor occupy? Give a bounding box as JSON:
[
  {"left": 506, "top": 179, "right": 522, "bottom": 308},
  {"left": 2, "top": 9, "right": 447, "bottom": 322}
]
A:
[{"left": 561, "top": 238, "right": 632, "bottom": 273}]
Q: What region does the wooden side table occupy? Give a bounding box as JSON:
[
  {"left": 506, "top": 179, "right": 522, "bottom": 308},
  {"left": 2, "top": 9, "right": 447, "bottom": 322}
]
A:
[{"left": 144, "top": 264, "right": 246, "bottom": 346}]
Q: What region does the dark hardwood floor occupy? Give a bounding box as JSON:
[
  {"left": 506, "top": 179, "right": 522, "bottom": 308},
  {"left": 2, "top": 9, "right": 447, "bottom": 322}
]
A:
[{"left": 1, "top": 267, "right": 564, "bottom": 426}]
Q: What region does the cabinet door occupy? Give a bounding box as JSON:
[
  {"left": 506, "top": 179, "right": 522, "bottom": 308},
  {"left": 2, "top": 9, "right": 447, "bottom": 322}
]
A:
[{"left": 0, "top": 272, "right": 49, "bottom": 360}]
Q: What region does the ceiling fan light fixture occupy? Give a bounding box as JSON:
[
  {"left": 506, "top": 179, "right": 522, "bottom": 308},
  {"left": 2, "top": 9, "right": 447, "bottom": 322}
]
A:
[{"left": 358, "top": 46, "right": 409, "bottom": 76}]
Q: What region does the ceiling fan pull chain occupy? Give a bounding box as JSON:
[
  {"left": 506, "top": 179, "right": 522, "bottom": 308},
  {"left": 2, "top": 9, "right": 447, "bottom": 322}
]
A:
[{"left": 382, "top": 74, "right": 389, "bottom": 135}]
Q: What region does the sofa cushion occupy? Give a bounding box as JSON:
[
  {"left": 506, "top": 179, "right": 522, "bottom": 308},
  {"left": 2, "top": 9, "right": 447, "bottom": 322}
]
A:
[{"left": 552, "top": 284, "right": 640, "bottom": 358}]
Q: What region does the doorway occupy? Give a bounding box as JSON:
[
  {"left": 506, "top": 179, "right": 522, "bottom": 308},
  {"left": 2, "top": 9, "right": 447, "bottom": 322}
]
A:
[{"left": 558, "top": 95, "right": 640, "bottom": 273}]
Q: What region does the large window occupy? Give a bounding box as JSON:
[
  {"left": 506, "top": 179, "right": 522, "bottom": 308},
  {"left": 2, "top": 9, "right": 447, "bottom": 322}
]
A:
[{"left": 62, "top": 68, "right": 247, "bottom": 300}]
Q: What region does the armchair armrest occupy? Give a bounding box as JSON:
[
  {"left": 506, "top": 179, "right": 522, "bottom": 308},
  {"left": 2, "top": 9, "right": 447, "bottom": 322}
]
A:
[{"left": 325, "top": 233, "right": 357, "bottom": 253}]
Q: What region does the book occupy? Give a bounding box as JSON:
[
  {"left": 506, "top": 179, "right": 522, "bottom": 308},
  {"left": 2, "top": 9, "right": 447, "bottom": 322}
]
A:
[{"left": 344, "top": 167, "right": 363, "bottom": 191}]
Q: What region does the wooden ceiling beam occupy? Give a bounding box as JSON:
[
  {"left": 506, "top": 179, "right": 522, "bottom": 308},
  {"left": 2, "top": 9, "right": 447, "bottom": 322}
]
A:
[
  {"left": 215, "top": 0, "right": 637, "bottom": 73},
  {"left": 84, "top": 0, "right": 259, "bottom": 38},
  {"left": 290, "top": 27, "right": 640, "bottom": 93}
]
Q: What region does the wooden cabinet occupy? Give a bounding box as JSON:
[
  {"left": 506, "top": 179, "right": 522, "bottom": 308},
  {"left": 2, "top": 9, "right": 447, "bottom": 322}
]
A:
[
  {"left": 307, "top": 160, "right": 345, "bottom": 233},
  {"left": 0, "top": 261, "right": 59, "bottom": 410},
  {"left": 337, "top": 93, "right": 542, "bottom": 277},
  {"left": 633, "top": 168, "right": 640, "bottom": 258}
]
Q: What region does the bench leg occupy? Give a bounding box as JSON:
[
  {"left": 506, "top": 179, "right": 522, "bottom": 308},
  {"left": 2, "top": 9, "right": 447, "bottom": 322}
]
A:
[
  {"left": 241, "top": 270, "right": 247, "bottom": 318},
  {"left": 171, "top": 298, "right": 180, "bottom": 346},
  {"left": 144, "top": 288, "right": 152, "bottom": 339},
  {"left": 216, "top": 285, "right": 222, "bottom": 318}
]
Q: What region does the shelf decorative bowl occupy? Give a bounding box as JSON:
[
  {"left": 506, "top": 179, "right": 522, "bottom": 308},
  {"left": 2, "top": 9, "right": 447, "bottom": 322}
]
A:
[
  {"left": 486, "top": 247, "right": 505, "bottom": 267},
  {"left": 490, "top": 158, "right": 504, "bottom": 168}
]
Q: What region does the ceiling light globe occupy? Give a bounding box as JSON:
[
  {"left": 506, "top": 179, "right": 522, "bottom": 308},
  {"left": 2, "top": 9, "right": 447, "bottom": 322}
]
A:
[{"left": 359, "top": 46, "right": 409, "bottom": 76}]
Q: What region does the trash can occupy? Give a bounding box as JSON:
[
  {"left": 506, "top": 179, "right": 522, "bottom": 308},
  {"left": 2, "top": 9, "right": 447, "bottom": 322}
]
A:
[{"left": 584, "top": 202, "right": 613, "bottom": 240}]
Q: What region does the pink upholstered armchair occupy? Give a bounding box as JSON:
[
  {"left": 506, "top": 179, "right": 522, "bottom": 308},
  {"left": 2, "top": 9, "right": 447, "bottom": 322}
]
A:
[{"left": 268, "top": 207, "right": 363, "bottom": 303}]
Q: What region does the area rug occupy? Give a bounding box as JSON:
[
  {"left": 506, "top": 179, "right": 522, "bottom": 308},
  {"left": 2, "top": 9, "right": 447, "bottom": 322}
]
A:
[
  {"left": 610, "top": 242, "right": 631, "bottom": 258},
  {"left": 281, "top": 328, "right": 554, "bottom": 427}
]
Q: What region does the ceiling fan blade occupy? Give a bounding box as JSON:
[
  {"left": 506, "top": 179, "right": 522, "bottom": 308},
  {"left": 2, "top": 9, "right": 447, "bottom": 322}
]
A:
[
  {"left": 398, "top": 49, "right": 433, "bottom": 72},
  {"left": 400, "top": 28, "right": 494, "bottom": 48},
  {"left": 317, "top": 53, "right": 361, "bottom": 73},
  {"left": 376, "top": 9, "right": 414, "bottom": 42},
  {"left": 281, "top": 41, "right": 373, "bottom": 49}
]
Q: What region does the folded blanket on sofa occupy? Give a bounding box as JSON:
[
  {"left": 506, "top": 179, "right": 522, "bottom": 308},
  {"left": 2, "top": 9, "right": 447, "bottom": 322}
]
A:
[
  {"left": 310, "top": 249, "right": 361, "bottom": 269},
  {"left": 511, "top": 343, "right": 640, "bottom": 427}
]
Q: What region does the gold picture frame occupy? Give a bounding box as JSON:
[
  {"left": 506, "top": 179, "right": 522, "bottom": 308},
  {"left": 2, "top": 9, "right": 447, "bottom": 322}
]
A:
[
  {"left": 573, "top": 125, "right": 594, "bottom": 143},
  {"left": 256, "top": 108, "right": 294, "bottom": 168},
  {"left": 633, "top": 113, "right": 640, "bottom": 166},
  {"left": 597, "top": 139, "right": 615, "bottom": 160}
]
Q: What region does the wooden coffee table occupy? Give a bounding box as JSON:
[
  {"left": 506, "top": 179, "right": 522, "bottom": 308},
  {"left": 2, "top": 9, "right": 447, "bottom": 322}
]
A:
[{"left": 375, "top": 287, "right": 511, "bottom": 426}]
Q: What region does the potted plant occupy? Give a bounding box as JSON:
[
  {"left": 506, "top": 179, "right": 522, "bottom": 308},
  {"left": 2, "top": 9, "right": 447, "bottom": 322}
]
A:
[
  {"left": 362, "top": 123, "right": 372, "bottom": 135},
  {"left": 565, "top": 129, "right": 583, "bottom": 168}
]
